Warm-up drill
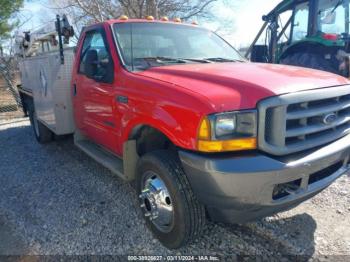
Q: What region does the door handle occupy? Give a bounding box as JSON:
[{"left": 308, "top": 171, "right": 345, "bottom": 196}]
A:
[
  {"left": 73, "top": 84, "right": 77, "bottom": 96},
  {"left": 116, "top": 95, "right": 128, "bottom": 104}
]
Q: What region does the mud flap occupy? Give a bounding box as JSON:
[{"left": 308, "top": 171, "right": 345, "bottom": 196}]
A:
[{"left": 123, "top": 140, "right": 139, "bottom": 181}]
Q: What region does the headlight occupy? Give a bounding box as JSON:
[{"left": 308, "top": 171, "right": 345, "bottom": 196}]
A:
[
  {"left": 215, "top": 114, "right": 236, "bottom": 138},
  {"left": 197, "top": 110, "right": 257, "bottom": 152}
]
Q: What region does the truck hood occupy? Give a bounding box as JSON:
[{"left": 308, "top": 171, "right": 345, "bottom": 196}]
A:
[{"left": 136, "top": 62, "right": 350, "bottom": 111}]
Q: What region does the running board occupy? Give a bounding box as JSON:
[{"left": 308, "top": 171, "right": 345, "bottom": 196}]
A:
[{"left": 75, "top": 139, "right": 125, "bottom": 179}]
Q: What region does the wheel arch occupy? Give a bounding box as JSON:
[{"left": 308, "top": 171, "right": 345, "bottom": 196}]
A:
[
  {"left": 121, "top": 106, "right": 200, "bottom": 181},
  {"left": 122, "top": 106, "right": 195, "bottom": 152},
  {"left": 128, "top": 123, "right": 177, "bottom": 156},
  {"left": 122, "top": 122, "right": 180, "bottom": 182}
]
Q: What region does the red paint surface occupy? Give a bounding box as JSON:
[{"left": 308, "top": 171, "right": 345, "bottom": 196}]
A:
[
  {"left": 72, "top": 20, "right": 350, "bottom": 156},
  {"left": 322, "top": 33, "right": 339, "bottom": 41}
]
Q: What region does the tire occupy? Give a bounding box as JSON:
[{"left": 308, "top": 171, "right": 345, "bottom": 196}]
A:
[
  {"left": 19, "top": 93, "right": 29, "bottom": 117},
  {"left": 28, "top": 107, "right": 53, "bottom": 144},
  {"left": 136, "top": 150, "right": 206, "bottom": 249},
  {"left": 280, "top": 52, "right": 338, "bottom": 74}
]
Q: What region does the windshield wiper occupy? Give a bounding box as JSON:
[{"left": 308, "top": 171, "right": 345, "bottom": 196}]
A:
[
  {"left": 204, "top": 57, "right": 245, "bottom": 63},
  {"left": 179, "top": 58, "right": 213, "bottom": 63},
  {"left": 141, "top": 56, "right": 213, "bottom": 64},
  {"left": 141, "top": 56, "right": 188, "bottom": 64},
  {"left": 132, "top": 56, "right": 188, "bottom": 70},
  {"left": 133, "top": 56, "right": 239, "bottom": 70}
]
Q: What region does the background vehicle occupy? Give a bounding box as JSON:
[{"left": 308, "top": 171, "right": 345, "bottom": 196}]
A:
[
  {"left": 17, "top": 15, "right": 350, "bottom": 249},
  {"left": 246, "top": 0, "right": 350, "bottom": 77}
]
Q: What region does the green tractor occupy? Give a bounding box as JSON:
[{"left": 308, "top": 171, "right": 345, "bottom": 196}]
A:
[{"left": 246, "top": 0, "right": 350, "bottom": 77}]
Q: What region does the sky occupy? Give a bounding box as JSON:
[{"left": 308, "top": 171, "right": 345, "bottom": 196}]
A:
[
  {"left": 203, "top": 0, "right": 281, "bottom": 47},
  {"left": 16, "top": 0, "right": 281, "bottom": 48}
]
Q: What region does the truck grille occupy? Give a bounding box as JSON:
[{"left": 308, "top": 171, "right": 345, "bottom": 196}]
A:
[{"left": 258, "top": 85, "right": 350, "bottom": 155}]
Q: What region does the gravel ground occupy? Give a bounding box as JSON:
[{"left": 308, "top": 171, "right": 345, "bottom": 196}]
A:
[{"left": 0, "top": 118, "right": 349, "bottom": 259}]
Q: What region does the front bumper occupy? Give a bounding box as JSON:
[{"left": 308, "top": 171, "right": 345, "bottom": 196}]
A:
[{"left": 179, "top": 134, "right": 350, "bottom": 224}]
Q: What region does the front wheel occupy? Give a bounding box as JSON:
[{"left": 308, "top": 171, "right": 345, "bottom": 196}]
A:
[{"left": 136, "top": 150, "right": 206, "bottom": 249}]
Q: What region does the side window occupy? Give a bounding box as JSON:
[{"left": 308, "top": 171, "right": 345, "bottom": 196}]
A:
[
  {"left": 278, "top": 10, "right": 293, "bottom": 44},
  {"left": 79, "top": 30, "right": 114, "bottom": 83},
  {"left": 292, "top": 3, "right": 309, "bottom": 42}
]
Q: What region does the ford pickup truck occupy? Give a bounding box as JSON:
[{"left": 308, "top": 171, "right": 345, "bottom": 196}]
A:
[{"left": 17, "top": 15, "right": 350, "bottom": 249}]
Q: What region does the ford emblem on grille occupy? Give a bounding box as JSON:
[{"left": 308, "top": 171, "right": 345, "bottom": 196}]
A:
[{"left": 323, "top": 113, "right": 337, "bottom": 125}]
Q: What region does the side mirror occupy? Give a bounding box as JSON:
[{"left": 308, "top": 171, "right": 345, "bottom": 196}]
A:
[{"left": 84, "top": 49, "right": 98, "bottom": 78}]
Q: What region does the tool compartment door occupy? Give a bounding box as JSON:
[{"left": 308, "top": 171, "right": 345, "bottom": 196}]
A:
[{"left": 23, "top": 49, "right": 75, "bottom": 135}]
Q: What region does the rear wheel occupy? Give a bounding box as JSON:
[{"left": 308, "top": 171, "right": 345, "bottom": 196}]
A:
[
  {"left": 28, "top": 107, "right": 53, "bottom": 144},
  {"left": 280, "top": 52, "right": 338, "bottom": 74},
  {"left": 136, "top": 150, "right": 206, "bottom": 249}
]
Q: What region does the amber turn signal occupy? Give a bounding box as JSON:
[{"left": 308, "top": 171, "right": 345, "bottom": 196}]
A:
[
  {"left": 198, "top": 117, "right": 211, "bottom": 140},
  {"left": 198, "top": 138, "right": 257, "bottom": 153}
]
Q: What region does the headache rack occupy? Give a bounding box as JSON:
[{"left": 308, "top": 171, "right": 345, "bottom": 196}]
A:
[{"left": 258, "top": 85, "right": 350, "bottom": 155}]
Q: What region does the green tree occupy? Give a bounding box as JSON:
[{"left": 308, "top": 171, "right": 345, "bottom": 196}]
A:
[
  {"left": 0, "top": 0, "right": 23, "bottom": 55},
  {"left": 0, "top": 0, "right": 23, "bottom": 39}
]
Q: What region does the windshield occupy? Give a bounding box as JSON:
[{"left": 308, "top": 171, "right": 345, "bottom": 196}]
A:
[
  {"left": 113, "top": 22, "right": 244, "bottom": 71},
  {"left": 318, "top": 0, "right": 349, "bottom": 34}
]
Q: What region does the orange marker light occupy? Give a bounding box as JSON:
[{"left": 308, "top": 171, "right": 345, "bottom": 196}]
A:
[
  {"left": 119, "top": 15, "right": 129, "bottom": 20},
  {"left": 198, "top": 138, "right": 257, "bottom": 152},
  {"left": 174, "top": 18, "right": 182, "bottom": 23},
  {"left": 161, "top": 16, "right": 169, "bottom": 21},
  {"left": 198, "top": 117, "right": 211, "bottom": 140},
  {"left": 146, "top": 15, "right": 154, "bottom": 21}
]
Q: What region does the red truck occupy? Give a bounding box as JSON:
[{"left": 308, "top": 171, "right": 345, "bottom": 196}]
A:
[{"left": 17, "top": 15, "right": 350, "bottom": 249}]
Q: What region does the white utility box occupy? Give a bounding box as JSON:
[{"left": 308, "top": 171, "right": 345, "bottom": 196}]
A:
[{"left": 19, "top": 48, "right": 75, "bottom": 135}]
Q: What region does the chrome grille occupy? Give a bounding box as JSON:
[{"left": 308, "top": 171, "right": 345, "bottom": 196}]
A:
[{"left": 258, "top": 85, "right": 350, "bottom": 155}]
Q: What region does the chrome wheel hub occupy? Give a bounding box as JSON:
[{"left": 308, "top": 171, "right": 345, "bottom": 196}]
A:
[{"left": 139, "top": 171, "right": 174, "bottom": 232}]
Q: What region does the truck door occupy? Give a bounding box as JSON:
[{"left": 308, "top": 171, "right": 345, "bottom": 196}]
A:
[{"left": 73, "top": 26, "right": 118, "bottom": 153}]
